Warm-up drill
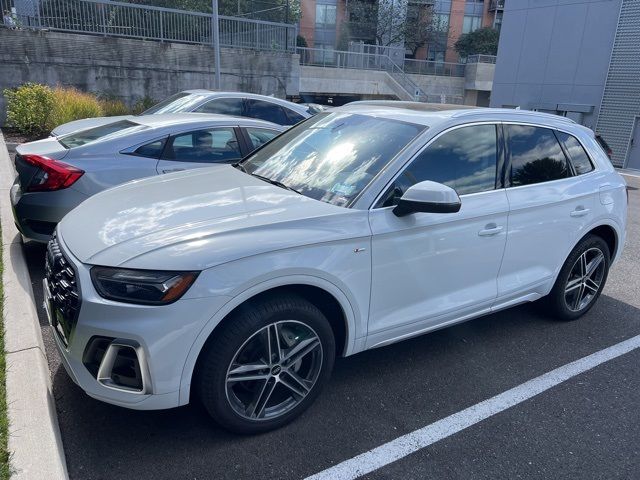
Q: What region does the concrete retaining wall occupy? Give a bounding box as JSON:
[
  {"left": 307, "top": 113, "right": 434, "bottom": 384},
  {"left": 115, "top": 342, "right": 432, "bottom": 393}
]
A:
[{"left": 0, "top": 28, "right": 300, "bottom": 122}]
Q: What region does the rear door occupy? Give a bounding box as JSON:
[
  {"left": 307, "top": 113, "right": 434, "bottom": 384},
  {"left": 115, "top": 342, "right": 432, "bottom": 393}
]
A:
[
  {"left": 497, "top": 124, "right": 596, "bottom": 301},
  {"left": 155, "top": 127, "right": 244, "bottom": 174}
]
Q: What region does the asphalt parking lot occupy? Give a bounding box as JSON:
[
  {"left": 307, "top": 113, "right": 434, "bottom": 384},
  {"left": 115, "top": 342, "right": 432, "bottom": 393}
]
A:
[{"left": 21, "top": 173, "right": 640, "bottom": 480}]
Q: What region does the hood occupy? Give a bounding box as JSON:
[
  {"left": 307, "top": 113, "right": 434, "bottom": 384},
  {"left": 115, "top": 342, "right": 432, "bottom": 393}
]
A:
[
  {"left": 51, "top": 115, "right": 133, "bottom": 137},
  {"left": 58, "top": 165, "right": 369, "bottom": 270}
]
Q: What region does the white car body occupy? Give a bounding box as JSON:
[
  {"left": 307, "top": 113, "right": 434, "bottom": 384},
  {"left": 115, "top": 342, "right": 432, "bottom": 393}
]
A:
[
  {"left": 50, "top": 90, "right": 312, "bottom": 136},
  {"left": 48, "top": 106, "right": 627, "bottom": 414}
]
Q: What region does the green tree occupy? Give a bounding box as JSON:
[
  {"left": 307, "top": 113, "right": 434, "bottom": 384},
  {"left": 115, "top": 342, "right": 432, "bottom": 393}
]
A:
[{"left": 454, "top": 27, "right": 499, "bottom": 57}]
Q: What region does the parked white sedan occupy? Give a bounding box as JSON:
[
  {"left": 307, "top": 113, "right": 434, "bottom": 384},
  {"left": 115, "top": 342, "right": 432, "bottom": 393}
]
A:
[{"left": 45, "top": 105, "right": 627, "bottom": 433}]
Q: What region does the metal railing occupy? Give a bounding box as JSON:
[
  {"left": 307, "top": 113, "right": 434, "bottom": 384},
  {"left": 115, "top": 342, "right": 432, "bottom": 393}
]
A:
[
  {"left": 1, "top": 0, "right": 296, "bottom": 51},
  {"left": 466, "top": 54, "right": 497, "bottom": 64},
  {"left": 404, "top": 58, "right": 466, "bottom": 77},
  {"left": 489, "top": 0, "right": 504, "bottom": 10},
  {"left": 298, "top": 46, "right": 429, "bottom": 101}
]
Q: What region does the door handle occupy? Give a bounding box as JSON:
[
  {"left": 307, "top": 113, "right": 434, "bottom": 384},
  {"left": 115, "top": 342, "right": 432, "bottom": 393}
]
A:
[
  {"left": 162, "top": 168, "right": 185, "bottom": 174},
  {"left": 570, "top": 207, "right": 590, "bottom": 217},
  {"left": 478, "top": 224, "right": 503, "bottom": 236}
]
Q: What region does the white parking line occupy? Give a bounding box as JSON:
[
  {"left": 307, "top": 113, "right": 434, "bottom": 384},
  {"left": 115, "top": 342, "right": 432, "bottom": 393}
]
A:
[{"left": 306, "top": 334, "right": 640, "bottom": 480}]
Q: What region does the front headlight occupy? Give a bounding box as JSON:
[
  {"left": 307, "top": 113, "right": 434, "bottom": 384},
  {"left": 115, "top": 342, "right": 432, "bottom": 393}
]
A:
[{"left": 90, "top": 267, "right": 199, "bottom": 305}]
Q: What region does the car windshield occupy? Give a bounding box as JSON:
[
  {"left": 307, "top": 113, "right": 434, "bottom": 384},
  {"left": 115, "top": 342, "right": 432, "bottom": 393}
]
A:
[
  {"left": 240, "top": 112, "right": 425, "bottom": 207},
  {"left": 58, "top": 120, "right": 147, "bottom": 149},
  {"left": 142, "top": 92, "right": 210, "bottom": 114}
]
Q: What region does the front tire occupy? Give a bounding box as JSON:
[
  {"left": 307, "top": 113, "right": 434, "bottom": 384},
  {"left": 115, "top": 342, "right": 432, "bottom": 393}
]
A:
[
  {"left": 544, "top": 234, "right": 610, "bottom": 321},
  {"left": 196, "top": 294, "right": 335, "bottom": 434}
]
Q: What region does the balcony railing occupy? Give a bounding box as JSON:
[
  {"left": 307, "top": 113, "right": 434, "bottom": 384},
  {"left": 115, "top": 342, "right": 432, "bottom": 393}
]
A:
[
  {"left": 466, "top": 54, "right": 497, "bottom": 64},
  {"left": 489, "top": 0, "right": 505, "bottom": 11}
]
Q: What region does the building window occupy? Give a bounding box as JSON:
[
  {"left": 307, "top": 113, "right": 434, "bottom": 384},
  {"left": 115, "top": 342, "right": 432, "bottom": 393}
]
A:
[
  {"left": 316, "top": 4, "right": 337, "bottom": 27},
  {"left": 462, "top": 15, "right": 482, "bottom": 33},
  {"left": 432, "top": 13, "right": 450, "bottom": 32}
]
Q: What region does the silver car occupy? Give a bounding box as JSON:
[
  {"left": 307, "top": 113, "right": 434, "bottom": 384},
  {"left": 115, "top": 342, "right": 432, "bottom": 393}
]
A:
[
  {"left": 51, "top": 91, "right": 312, "bottom": 136},
  {"left": 11, "top": 113, "right": 285, "bottom": 242}
]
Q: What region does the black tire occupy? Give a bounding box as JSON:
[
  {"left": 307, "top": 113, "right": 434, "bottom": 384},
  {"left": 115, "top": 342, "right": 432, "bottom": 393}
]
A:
[
  {"left": 195, "top": 294, "right": 335, "bottom": 434},
  {"left": 544, "top": 234, "right": 610, "bottom": 321}
]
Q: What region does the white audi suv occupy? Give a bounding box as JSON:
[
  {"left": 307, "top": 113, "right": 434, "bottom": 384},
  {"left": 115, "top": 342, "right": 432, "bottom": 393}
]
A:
[{"left": 44, "top": 105, "right": 627, "bottom": 433}]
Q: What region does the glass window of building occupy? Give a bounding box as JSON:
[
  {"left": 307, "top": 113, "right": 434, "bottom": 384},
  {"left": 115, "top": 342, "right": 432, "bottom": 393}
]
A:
[{"left": 316, "top": 4, "right": 337, "bottom": 27}]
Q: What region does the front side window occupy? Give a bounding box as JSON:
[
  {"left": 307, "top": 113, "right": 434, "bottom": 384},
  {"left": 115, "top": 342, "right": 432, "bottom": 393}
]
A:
[
  {"left": 556, "top": 131, "right": 594, "bottom": 175},
  {"left": 164, "top": 127, "right": 241, "bottom": 163},
  {"left": 241, "top": 113, "right": 425, "bottom": 207},
  {"left": 194, "top": 98, "right": 244, "bottom": 116},
  {"left": 246, "top": 100, "right": 289, "bottom": 125},
  {"left": 507, "top": 125, "right": 569, "bottom": 187},
  {"left": 245, "top": 127, "right": 280, "bottom": 149},
  {"left": 379, "top": 124, "right": 498, "bottom": 206},
  {"left": 59, "top": 121, "right": 146, "bottom": 148}
]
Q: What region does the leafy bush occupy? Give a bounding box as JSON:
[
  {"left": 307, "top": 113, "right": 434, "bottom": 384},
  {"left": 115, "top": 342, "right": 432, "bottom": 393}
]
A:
[
  {"left": 100, "top": 98, "right": 130, "bottom": 116},
  {"left": 47, "top": 86, "right": 104, "bottom": 130},
  {"left": 454, "top": 27, "right": 500, "bottom": 58},
  {"left": 131, "top": 96, "right": 156, "bottom": 115},
  {"left": 3, "top": 83, "right": 55, "bottom": 138}
]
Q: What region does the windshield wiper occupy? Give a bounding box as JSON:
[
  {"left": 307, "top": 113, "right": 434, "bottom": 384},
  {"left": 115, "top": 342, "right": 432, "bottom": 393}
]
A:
[{"left": 232, "top": 163, "right": 301, "bottom": 195}]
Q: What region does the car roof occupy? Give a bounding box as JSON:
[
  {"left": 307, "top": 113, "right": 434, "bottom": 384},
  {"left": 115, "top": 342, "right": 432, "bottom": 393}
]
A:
[
  {"left": 178, "top": 90, "right": 309, "bottom": 114},
  {"left": 333, "top": 103, "right": 580, "bottom": 130},
  {"left": 129, "top": 113, "right": 283, "bottom": 129}
]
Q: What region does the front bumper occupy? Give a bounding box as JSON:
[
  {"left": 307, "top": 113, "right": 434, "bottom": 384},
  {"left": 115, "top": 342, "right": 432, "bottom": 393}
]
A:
[
  {"left": 45, "top": 233, "right": 228, "bottom": 410},
  {"left": 10, "top": 177, "right": 88, "bottom": 243}
]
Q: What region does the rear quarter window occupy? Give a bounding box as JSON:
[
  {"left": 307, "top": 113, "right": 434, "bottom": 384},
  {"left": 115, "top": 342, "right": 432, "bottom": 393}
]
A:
[{"left": 556, "top": 131, "right": 594, "bottom": 175}]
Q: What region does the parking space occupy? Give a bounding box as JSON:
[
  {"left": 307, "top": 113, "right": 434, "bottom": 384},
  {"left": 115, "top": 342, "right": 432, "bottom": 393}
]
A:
[{"left": 21, "top": 174, "right": 640, "bottom": 480}]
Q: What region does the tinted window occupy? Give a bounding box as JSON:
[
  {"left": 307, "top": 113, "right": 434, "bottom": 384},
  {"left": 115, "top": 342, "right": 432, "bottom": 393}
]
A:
[
  {"left": 132, "top": 138, "right": 166, "bottom": 158},
  {"left": 381, "top": 124, "right": 497, "bottom": 205},
  {"left": 59, "top": 121, "right": 146, "bottom": 148},
  {"left": 245, "top": 127, "right": 280, "bottom": 149},
  {"left": 246, "top": 100, "right": 288, "bottom": 125},
  {"left": 283, "top": 108, "right": 305, "bottom": 125},
  {"left": 241, "top": 113, "right": 425, "bottom": 206},
  {"left": 194, "top": 98, "right": 244, "bottom": 116},
  {"left": 164, "top": 127, "right": 241, "bottom": 163},
  {"left": 556, "top": 131, "right": 594, "bottom": 175},
  {"left": 507, "top": 125, "right": 569, "bottom": 186}
]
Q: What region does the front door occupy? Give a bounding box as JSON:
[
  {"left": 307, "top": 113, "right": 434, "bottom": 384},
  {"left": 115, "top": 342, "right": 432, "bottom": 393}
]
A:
[{"left": 367, "top": 124, "right": 508, "bottom": 347}]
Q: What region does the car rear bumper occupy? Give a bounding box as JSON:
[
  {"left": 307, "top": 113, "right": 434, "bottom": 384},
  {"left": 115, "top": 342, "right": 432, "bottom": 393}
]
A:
[{"left": 10, "top": 177, "right": 88, "bottom": 243}]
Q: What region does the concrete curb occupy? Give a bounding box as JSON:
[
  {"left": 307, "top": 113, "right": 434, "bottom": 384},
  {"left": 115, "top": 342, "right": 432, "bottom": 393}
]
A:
[{"left": 0, "top": 133, "right": 68, "bottom": 479}]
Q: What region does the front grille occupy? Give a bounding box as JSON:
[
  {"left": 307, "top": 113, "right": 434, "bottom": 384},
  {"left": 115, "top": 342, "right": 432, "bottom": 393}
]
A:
[{"left": 45, "top": 233, "right": 80, "bottom": 346}]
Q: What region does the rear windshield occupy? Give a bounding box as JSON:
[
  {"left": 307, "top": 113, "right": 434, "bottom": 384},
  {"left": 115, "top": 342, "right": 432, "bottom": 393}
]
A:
[
  {"left": 59, "top": 120, "right": 146, "bottom": 148},
  {"left": 142, "top": 92, "right": 209, "bottom": 115}
]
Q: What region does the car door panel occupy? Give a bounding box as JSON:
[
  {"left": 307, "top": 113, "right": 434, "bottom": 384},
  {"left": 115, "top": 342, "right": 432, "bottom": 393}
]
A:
[{"left": 367, "top": 190, "right": 509, "bottom": 345}]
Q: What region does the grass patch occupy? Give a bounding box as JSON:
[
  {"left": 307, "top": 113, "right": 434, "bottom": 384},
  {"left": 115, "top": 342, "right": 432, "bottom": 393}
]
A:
[{"left": 0, "top": 226, "right": 9, "bottom": 480}]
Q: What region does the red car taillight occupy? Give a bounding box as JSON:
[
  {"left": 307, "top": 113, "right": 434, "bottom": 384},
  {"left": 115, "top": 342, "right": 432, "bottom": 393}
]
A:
[{"left": 22, "top": 154, "right": 84, "bottom": 192}]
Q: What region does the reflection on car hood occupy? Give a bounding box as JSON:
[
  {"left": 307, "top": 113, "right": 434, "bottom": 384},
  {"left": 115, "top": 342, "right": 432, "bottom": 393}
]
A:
[
  {"left": 58, "top": 165, "right": 370, "bottom": 270},
  {"left": 51, "top": 115, "right": 133, "bottom": 137}
]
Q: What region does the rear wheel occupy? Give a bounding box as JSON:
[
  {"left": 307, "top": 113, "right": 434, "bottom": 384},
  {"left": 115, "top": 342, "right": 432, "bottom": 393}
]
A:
[
  {"left": 196, "top": 294, "right": 335, "bottom": 434},
  {"left": 545, "top": 234, "right": 610, "bottom": 321}
]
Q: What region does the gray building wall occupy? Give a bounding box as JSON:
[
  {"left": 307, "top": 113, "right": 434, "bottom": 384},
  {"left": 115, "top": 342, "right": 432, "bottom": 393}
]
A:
[
  {"left": 595, "top": 0, "right": 640, "bottom": 168},
  {"left": 490, "top": 0, "right": 621, "bottom": 130}
]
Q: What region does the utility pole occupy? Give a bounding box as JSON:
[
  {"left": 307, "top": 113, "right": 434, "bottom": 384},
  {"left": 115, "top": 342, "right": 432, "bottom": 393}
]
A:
[{"left": 212, "top": 0, "right": 222, "bottom": 89}]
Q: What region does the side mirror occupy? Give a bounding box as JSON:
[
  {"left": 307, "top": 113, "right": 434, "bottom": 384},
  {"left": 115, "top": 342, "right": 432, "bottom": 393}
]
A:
[{"left": 393, "top": 181, "right": 461, "bottom": 217}]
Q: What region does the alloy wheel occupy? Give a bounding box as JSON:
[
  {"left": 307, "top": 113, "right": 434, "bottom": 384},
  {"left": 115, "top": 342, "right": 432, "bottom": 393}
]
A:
[
  {"left": 225, "top": 320, "right": 323, "bottom": 421},
  {"left": 564, "top": 247, "right": 606, "bottom": 312}
]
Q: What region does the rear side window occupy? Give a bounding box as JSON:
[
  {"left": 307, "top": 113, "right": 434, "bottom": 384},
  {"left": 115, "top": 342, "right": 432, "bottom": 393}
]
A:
[
  {"left": 194, "top": 98, "right": 244, "bottom": 116},
  {"left": 246, "top": 100, "right": 288, "bottom": 125},
  {"left": 379, "top": 124, "right": 498, "bottom": 206},
  {"left": 164, "top": 127, "right": 241, "bottom": 163},
  {"left": 130, "top": 138, "right": 166, "bottom": 158},
  {"left": 506, "top": 125, "right": 569, "bottom": 187},
  {"left": 556, "top": 131, "right": 594, "bottom": 175}
]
